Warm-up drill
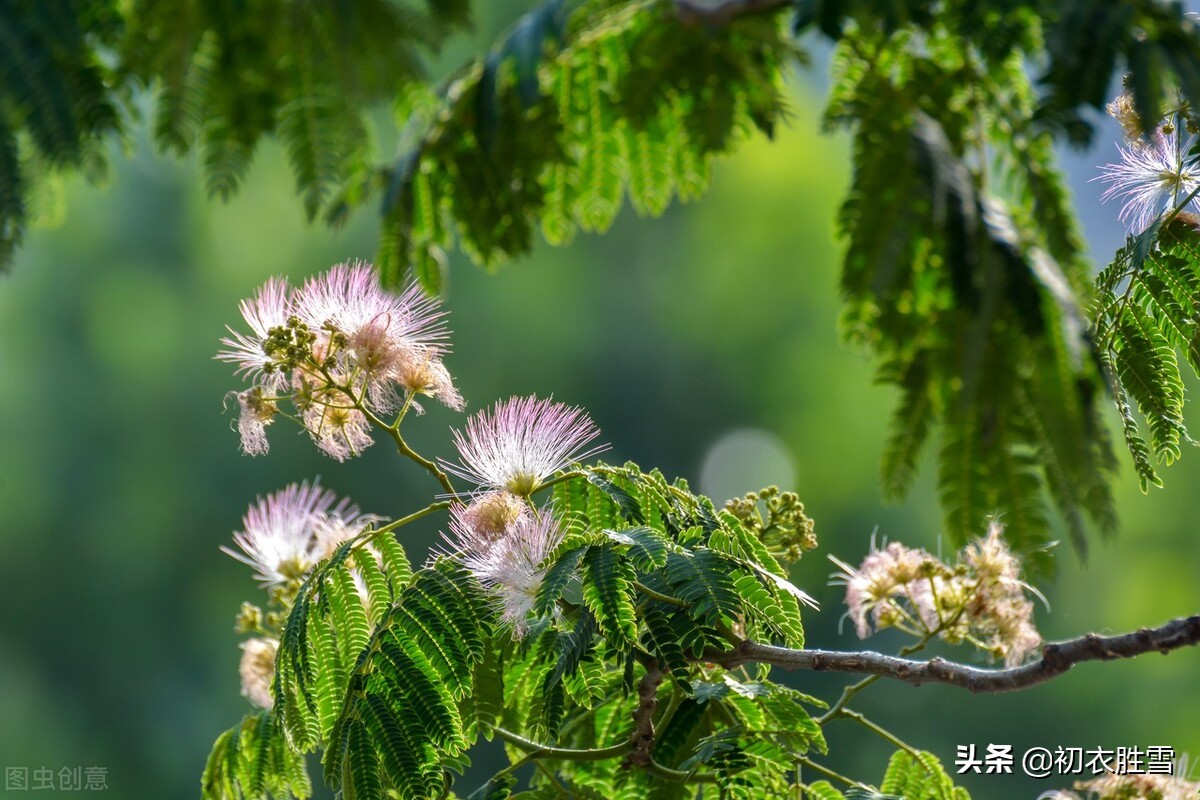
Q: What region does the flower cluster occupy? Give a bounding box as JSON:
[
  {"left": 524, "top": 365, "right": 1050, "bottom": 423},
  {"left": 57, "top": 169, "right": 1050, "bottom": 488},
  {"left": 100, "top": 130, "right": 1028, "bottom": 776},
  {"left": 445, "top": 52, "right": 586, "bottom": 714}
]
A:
[
  {"left": 238, "top": 637, "right": 279, "bottom": 710},
  {"left": 224, "top": 480, "right": 379, "bottom": 709},
  {"left": 1096, "top": 91, "right": 1200, "bottom": 233},
  {"left": 440, "top": 396, "right": 605, "bottom": 632},
  {"left": 217, "top": 261, "right": 462, "bottom": 461},
  {"left": 831, "top": 522, "right": 1043, "bottom": 667},
  {"left": 443, "top": 499, "right": 564, "bottom": 633}
]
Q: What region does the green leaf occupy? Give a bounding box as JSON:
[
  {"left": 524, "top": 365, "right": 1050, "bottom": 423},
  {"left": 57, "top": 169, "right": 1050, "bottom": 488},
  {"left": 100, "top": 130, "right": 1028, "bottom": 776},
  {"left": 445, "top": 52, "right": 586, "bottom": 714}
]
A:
[
  {"left": 534, "top": 543, "right": 587, "bottom": 617},
  {"left": 603, "top": 526, "right": 669, "bottom": 570},
  {"left": 201, "top": 712, "right": 310, "bottom": 800},
  {"left": 663, "top": 549, "right": 740, "bottom": 629},
  {"left": 803, "top": 782, "right": 846, "bottom": 800},
  {"left": 581, "top": 544, "right": 638, "bottom": 645},
  {"left": 879, "top": 750, "right": 971, "bottom": 800}
]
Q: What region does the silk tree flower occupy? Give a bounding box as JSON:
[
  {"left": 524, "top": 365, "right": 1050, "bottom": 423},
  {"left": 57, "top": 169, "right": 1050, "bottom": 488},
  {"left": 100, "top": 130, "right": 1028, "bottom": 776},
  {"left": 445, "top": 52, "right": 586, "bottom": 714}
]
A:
[
  {"left": 238, "top": 637, "right": 279, "bottom": 709},
  {"left": 216, "top": 276, "right": 294, "bottom": 392},
  {"left": 961, "top": 522, "right": 1044, "bottom": 667},
  {"left": 1095, "top": 122, "right": 1200, "bottom": 233},
  {"left": 229, "top": 387, "right": 276, "bottom": 456},
  {"left": 444, "top": 395, "right": 607, "bottom": 496},
  {"left": 292, "top": 261, "right": 455, "bottom": 413},
  {"left": 395, "top": 345, "right": 466, "bottom": 413},
  {"left": 301, "top": 391, "right": 376, "bottom": 462},
  {"left": 453, "top": 491, "right": 529, "bottom": 544},
  {"left": 830, "top": 538, "right": 935, "bottom": 639},
  {"left": 831, "top": 523, "right": 1044, "bottom": 667},
  {"left": 1046, "top": 756, "right": 1200, "bottom": 800},
  {"left": 444, "top": 505, "right": 564, "bottom": 633},
  {"left": 222, "top": 480, "right": 365, "bottom": 585}
]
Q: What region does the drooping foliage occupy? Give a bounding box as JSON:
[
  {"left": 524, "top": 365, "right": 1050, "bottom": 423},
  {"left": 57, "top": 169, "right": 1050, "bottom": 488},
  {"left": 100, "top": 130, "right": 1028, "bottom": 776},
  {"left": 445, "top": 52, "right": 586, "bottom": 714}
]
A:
[{"left": 12, "top": 0, "right": 1200, "bottom": 559}]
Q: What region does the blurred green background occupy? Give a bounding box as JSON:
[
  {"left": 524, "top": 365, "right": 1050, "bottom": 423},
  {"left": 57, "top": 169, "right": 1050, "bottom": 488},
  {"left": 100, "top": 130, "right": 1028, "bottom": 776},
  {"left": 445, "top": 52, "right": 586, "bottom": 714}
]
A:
[{"left": 1, "top": 11, "right": 1198, "bottom": 799}]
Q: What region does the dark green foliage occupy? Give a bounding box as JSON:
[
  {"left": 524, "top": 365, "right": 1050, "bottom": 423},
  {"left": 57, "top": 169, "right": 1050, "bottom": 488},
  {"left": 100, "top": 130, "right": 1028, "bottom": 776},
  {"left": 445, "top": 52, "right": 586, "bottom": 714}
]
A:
[
  {"left": 372, "top": 0, "right": 793, "bottom": 291},
  {"left": 797, "top": 0, "right": 1200, "bottom": 145},
  {"left": 1038, "top": 0, "right": 1200, "bottom": 145},
  {"left": 13, "top": 0, "right": 1200, "bottom": 569},
  {"left": 825, "top": 14, "right": 1116, "bottom": 565},
  {"left": 323, "top": 560, "right": 494, "bottom": 799},
  {"left": 0, "top": 0, "right": 121, "bottom": 267},
  {"left": 1093, "top": 219, "right": 1200, "bottom": 490},
  {"left": 273, "top": 535, "right": 413, "bottom": 751},
  {"left": 201, "top": 712, "right": 310, "bottom": 800},
  {"left": 120, "top": 0, "right": 462, "bottom": 211}
]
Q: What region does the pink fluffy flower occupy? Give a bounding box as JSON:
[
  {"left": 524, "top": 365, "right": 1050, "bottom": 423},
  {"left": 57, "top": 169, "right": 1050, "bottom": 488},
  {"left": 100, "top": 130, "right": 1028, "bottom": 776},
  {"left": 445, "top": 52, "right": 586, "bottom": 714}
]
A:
[
  {"left": 216, "top": 276, "right": 294, "bottom": 392},
  {"left": 229, "top": 388, "right": 276, "bottom": 456},
  {"left": 292, "top": 261, "right": 455, "bottom": 412},
  {"left": 444, "top": 504, "right": 564, "bottom": 632},
  {"left": 217, "top": 262, "right": 466, "bottom": 459},
  {"left": 1095, "top": 125, "right": 1200, "bottom": 233},
  {"left": 301, "top": 396, "right": 376, "bottom": 462},
  {"left": 444, "top": 396, "right": 606, "bottom": 495},
  {"left": 395, "top": 345, "right": 466, "bottom": 413},
  {"left": 830, "top": 539, "right": 932, "bottom": 639},
  {"left": 222, "top": 480, "right": 367, "bottom": 585},
  {"left": 238, "top": 637, "right": 279, "bottom": 709}
]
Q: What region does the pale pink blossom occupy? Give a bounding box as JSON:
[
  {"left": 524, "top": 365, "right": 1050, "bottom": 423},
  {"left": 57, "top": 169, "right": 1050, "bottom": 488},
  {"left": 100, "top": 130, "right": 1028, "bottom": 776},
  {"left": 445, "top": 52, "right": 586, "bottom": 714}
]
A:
[
  {"left": 1063, "top": 755, "right": 1200, "bottom": 800},
  {"left": 444, "top": 396, "right": 606, "bottom": 495},
  {"left": 216, "top": 276, "right": 294, "bottom": 392},
  {"left": 831, "top": 523, "right": 1043, "bottom": 666},
  {"left": 1095, "top": 125, "right": 1200, "bottom": 232},
  {"left": 301, "top": 393, "right": 375, "bottom": 462},
  {"left": 452, "top": 491, "right": 529, "bottom": 545},
  {"left": 222, "top": 481, "right": 365, "bottom": 585},
  {"left": 445, "top": 508, "right": 564, "bottom": 633},
  {"left": 229, "top": 388, "right": 276, "bottom": 456},
  {"left": 293, "top": 262, "right": 451, "bottom": 409},
  {"left": 395, "top": 345, "right": 465, "bottom": 413},
  {"left": 239, "top": 637, "right": 279, "bottom": 709},
  {"left": 830, "top": 539, "right": 933, "bottom": 639}
]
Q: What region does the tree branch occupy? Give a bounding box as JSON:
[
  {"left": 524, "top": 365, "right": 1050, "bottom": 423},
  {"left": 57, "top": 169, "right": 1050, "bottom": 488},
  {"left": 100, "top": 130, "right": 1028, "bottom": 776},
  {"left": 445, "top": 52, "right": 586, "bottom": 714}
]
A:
[
  {"left": 674, "top": 0, "right": 791, "bottom": 26},
  {"left": 624, "top": 662, "right": 664, "bottom": 768},
  {"left": 704, "top": 615, "right": 1200, "bottom": 693}
]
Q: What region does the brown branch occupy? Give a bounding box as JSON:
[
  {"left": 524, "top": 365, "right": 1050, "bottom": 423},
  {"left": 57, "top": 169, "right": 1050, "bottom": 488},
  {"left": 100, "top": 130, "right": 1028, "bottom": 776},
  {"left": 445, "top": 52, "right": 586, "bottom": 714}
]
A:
[
  {"left": 675, "top": 0, "right": 791, "bottom": 26},
  {"left": 623, "top": 662, "right": 664, "bottom": 768},
  {"left": 703, "top": 615, "right": 1200, "bottom": 693}
]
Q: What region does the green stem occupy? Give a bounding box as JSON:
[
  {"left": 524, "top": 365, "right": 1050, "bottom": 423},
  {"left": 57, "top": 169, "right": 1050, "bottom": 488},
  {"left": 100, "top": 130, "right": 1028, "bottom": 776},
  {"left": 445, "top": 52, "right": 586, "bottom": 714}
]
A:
[
  {"left": 367, "top": 501, "right": 453, "bottom": 541},
  {"left": 644, "top": 759, "right": 717, "bottom": 784},
  {"left": 797, "top": 756, "right": 870, "bottom": 791},
  {"left": 317, "top": 364, "right": 461, "bottom": 500},
  {"left": 490, "top": 726, "right": 631, "bottom": 761},
  {"left": 839, "top": 708, "right": 922, "bottom": 760},
  {"left": 534, "top": 470, "right": 585, "bottom": 495},
  {"left": 633, "top": 581, "right": 687, "bottom": 607}
]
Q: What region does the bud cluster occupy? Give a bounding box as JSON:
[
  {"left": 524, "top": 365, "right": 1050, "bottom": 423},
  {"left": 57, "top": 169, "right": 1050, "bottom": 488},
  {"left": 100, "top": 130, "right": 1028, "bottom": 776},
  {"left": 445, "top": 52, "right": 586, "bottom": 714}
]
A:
[{"left": 724, "top": 485, "right": 818, "bottom": 564}]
